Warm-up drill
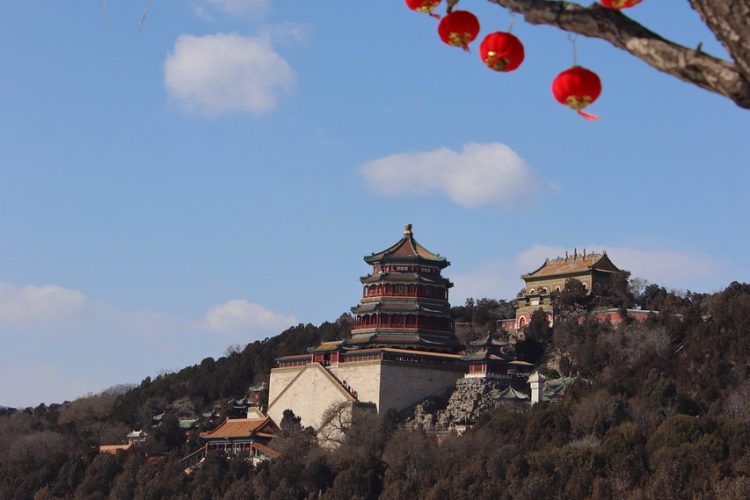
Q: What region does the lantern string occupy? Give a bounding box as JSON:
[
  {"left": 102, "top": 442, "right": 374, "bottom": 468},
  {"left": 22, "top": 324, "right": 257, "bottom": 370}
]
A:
[
  {"left": 568, "top": 33, "right": 578, "bottom": 66},
  {"left": 578, "top": 110, "right": 600, "bottom": 121},
  {"left": 508, "top": 12, "right": 516, "bottom": 33}
]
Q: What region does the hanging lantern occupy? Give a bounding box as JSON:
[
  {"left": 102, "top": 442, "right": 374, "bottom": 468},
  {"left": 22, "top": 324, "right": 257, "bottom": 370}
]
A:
[
  {"left": 551, "top": 66, "right": 602, "bottom": 120},
  {"left": 405, "top": 0, "right": 442, "bottom": 18},
  {"left": 600, "top": 0, "right": 642, "bottom": 9},
  {"left": 438, "top": 10, "right": 480, "bottom": 51},
  {"left": 479, "top": 32, "right": 525, "bottom": 72}
]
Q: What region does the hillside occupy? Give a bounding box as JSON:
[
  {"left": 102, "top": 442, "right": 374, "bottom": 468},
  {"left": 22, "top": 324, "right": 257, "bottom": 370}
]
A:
[{"left": 1, "top": 282, "right": 749, "bottom": 499}]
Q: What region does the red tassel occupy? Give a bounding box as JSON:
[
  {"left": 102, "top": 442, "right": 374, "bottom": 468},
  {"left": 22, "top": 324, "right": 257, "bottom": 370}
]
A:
[
  {"left": 429, "top": 12, "right": 441, "bottom": 19},
  {"left": 577, "top": 110, "right": 600, "bottom": 121}
]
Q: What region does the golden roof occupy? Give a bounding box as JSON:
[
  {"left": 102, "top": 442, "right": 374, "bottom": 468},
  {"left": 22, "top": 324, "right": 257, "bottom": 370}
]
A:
[
  {"left": 99, "top": 443, "right": 133, "bottom": 454},
  {"left": 523, "top": 253, "right": 620, "bottom": 280},
  {"left": 199, "top": 417, "right": 276, "bottom": 440}
]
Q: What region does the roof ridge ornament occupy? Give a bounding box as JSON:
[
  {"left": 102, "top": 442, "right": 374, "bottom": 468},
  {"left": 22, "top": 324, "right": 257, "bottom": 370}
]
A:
[{"left": 404, "top": 223, "right": 413, "bottom": 235}]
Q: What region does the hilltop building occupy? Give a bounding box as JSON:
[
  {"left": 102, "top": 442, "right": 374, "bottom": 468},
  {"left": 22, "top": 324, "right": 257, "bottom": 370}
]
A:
[
  {"left": 268, "top": 225, "right": 465, "bottom": 429},
  {"left": 501, "top": 250, "right": 626, "bottom": 331}
]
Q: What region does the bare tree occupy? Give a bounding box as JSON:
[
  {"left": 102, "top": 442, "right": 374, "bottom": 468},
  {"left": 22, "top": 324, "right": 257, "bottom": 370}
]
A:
[
  {"left": 480, "top": 0, "right": 750, "bottom": 108},
  {"left": 317, "top": 401, "right": 353, "bottom": 448}
]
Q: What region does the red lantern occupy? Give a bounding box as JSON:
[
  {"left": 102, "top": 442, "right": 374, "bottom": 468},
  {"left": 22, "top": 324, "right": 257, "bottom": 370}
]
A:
[
  {"left": 600, "top": 0, "right": 642, "bottom": 9},
  {"left": 479, "top": 32, "right": 525, "bottom": 72},
  {"left": 438, "top": 11, "right": 480, "bottom": 51},
  {"left": 405, "top": 0, "right": 442, "bottom": 18},
  {"left": 551, "top": 66, "right": 602, "bottom": 120}
]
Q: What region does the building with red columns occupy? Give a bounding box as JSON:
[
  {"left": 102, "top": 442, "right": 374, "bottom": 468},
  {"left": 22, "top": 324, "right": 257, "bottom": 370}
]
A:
[
  {"left": 349, "top": 223, "right": 461, "bottom": 353},
  {"left": 268, "top": 225, "right": 466, "bottom": 429}
]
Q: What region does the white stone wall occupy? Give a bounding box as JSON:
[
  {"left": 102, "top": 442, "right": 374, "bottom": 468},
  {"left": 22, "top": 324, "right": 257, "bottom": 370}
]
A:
[
  {"left": 268, "top": 360, "right": 463, "bottom": 428},
  {"left": 267, "top": 364, "right": 353, "bottom": 429},
  {"left": 329, "top": 361, "right": 382, "bottom": 410},
  {"left": 268, "top": 366, "right": 304, "bottom": 405}
]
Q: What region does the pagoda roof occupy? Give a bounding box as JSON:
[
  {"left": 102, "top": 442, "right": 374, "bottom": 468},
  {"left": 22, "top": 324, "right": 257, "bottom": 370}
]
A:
[
  {"left": 199, "top": 417, "right": 277, "bottom": 440},
  {"left": 179, "top": 418, "right": 199, "bottom": 430},
  {"left": 275, "top": 353, "right": 311, "bottom": 362},
  {"left": 509, "top": 360, "right": 535, "bottom": 366},
  {"left": 351, "top": 301, "right": 450, "bottom": 315},
  {"left": 342, "top": 347, "right": 463, "bottom": 360},
  {"left": 346, "top": 332, "right": 461, "bottom": 352},
  {"left": 309, "top": 340, "right": 344, "bottom": 353},
  {"left": 522, "top": 252, "right": 621, "bottom": 280},
  {"left": 364, "top": 224, "right": 448, "bottom": 267},
  {"left": 361, "top": 273, "right": 451, "bottom": 285},
  {"left": 544, "top": 377, "right": 578, "bottom": 398},
  {"left": 462, "top": 350, "right": 511, "bottom": 362},
  {"left": 497, "top": 387, "right": 529, "bottom": 400},
  {"left": 469, "top": 335, "right": 509, "bottom": 348}
]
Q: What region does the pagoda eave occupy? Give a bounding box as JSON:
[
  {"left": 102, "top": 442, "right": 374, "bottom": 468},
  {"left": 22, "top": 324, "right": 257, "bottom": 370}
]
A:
[{"left": 364, "top": 254, "right": 450, "bottom": 268}]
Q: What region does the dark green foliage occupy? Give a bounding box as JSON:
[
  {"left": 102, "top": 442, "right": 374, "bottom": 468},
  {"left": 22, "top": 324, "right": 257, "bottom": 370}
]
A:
[
  {"left": 451, "top": 297, "right": 515, "bottom": 335},
  {"left": 1, "top": 283, "right": 750, "bottom": 499}
]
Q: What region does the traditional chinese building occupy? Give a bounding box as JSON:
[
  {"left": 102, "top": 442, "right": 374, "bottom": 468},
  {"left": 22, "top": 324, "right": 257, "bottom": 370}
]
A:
[
  {"left": 181, "top": 413, "right": 280, "bottom": 468},
  {"left": 511, "top": 250, "right": 625, "bottom": 330},
  {"left": 349, "top": 223, "right": 460, "bottom": 353},
  {"left": 268, "top": 225, "right": 465, "bottom": 429},
  {"left": 463, "top": 336, "right": 520, "bottom": 379}
]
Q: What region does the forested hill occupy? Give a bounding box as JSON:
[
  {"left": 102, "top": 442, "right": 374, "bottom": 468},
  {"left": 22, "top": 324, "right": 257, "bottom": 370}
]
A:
[{"left": 2, "top": 282, "right": 750, "bottom": 499}]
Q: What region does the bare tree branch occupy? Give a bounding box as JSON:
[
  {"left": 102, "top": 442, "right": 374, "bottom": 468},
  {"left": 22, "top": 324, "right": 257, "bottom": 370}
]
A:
[{"left": 486, "top": 0, "right": 750, "bottom": 108}]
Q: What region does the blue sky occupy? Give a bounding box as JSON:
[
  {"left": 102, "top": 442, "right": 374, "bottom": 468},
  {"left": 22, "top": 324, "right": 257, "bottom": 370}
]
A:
[{"left": 1, "top": 1, "right": 748, "bottom": 407}]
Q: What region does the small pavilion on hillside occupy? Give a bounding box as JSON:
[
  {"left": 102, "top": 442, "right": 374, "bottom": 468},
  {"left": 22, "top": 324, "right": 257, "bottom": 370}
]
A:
[{"left": 198, "top": 416, "right": 278, "bottom": 456}]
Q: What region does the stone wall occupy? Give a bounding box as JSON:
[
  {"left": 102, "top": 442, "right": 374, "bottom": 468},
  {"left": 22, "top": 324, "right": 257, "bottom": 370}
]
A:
[
  {"left": 329, "top": 361, "right": 382, "bottom": 409},
  {"left": 269, "top": 359, "right": 464, "bottom": 428},
  {"left": 409, "top": 377, "right": 528, "bottom": 431},
  {"left": 268, "top": 366, "right": 303, "bottom": 406},
  {"left": 379, "top": 361, "right": 463, "bottom": 413},
  {"left": 267, "top": 364, "right": 354, "bottom": 429}
]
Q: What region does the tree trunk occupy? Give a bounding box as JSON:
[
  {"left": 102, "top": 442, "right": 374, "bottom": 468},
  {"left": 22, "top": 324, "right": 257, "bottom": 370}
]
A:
[{"left": 486, "top": 0, "right": 750, "bottom": 109}]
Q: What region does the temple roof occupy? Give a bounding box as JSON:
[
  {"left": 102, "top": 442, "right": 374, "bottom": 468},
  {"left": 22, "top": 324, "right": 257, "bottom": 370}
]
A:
[
  {"left": 351, "top": 301, "right": 450, "bottom": 315},
  {"left": 343, "top": 347, "right": 463, "bottom": 360},
  {"left": 199, "top": 417, "right": 277, "bottom": 440},
  {"left": 469, "top": 335, "right": 510, "bottom": 348},
  {"left": 252, "top": 442, "right": 281, "bottom": 458},
  {"left": 462, "top": 350, "right": 511, "bottom": 362},
  {"left": 364, "top": 224, "right": 448, "bottom": 267},
  {"left": 345, "top": 332, "right": 462, "bottom": 352},
  {"left": 179, "top": 419, "right": 199, "bottom": 430},
  {"left": 544, "top": 377, "right": 578, "bottom": 398},
  {"left": 522, "top": 252, "right": 621, "bottom": 280},
  {"left": 99, "top": 443, "right": 133, "bottom": 454},
  {"left": 498, "top": 387, "right": 529, "bottom": 400},
  {"left": 361, "top": 272, "right": 451, "bottom": 286}
]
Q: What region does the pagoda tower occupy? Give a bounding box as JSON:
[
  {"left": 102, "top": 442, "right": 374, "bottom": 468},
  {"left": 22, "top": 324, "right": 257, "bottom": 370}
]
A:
[{"left": 349, "top": 224, "right": 460, "bottom": 353}]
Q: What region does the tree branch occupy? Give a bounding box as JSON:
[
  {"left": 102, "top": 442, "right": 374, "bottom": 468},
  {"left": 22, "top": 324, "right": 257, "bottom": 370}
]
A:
[{"left": 486, "top": 0, "right": 750, "bottom": 108}]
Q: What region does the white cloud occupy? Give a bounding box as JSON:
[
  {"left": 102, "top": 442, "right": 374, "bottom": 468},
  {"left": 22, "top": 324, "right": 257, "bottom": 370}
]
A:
[
  {"left": 451, "top": 244, "right": 724, "bottom": 304},
  {"left": 0, "top": 283, "right": 87, "bottom": 329},
  {"left": 204, "top": 299, "right": 297, "bottom": 335},
  {"left": 164, "top": 33, "right": 295, "bottom": 116},
  {"left": 359, "top": 143, "right": 551, "bottom": 208}
]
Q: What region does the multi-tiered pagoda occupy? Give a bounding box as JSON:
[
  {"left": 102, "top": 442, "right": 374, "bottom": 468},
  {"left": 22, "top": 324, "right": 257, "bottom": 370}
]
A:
[{"left": 348, "top": 224, "right": 460, "bottom": 353}]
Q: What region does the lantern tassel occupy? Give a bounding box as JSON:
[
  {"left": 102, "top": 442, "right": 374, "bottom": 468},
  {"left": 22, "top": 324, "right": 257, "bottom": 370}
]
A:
[
  {"left": 577, "top": 110, "right": 599, "bottom": 121},
  {"left": 428, "top": 12, "right": 441, "bottom": 19}
]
